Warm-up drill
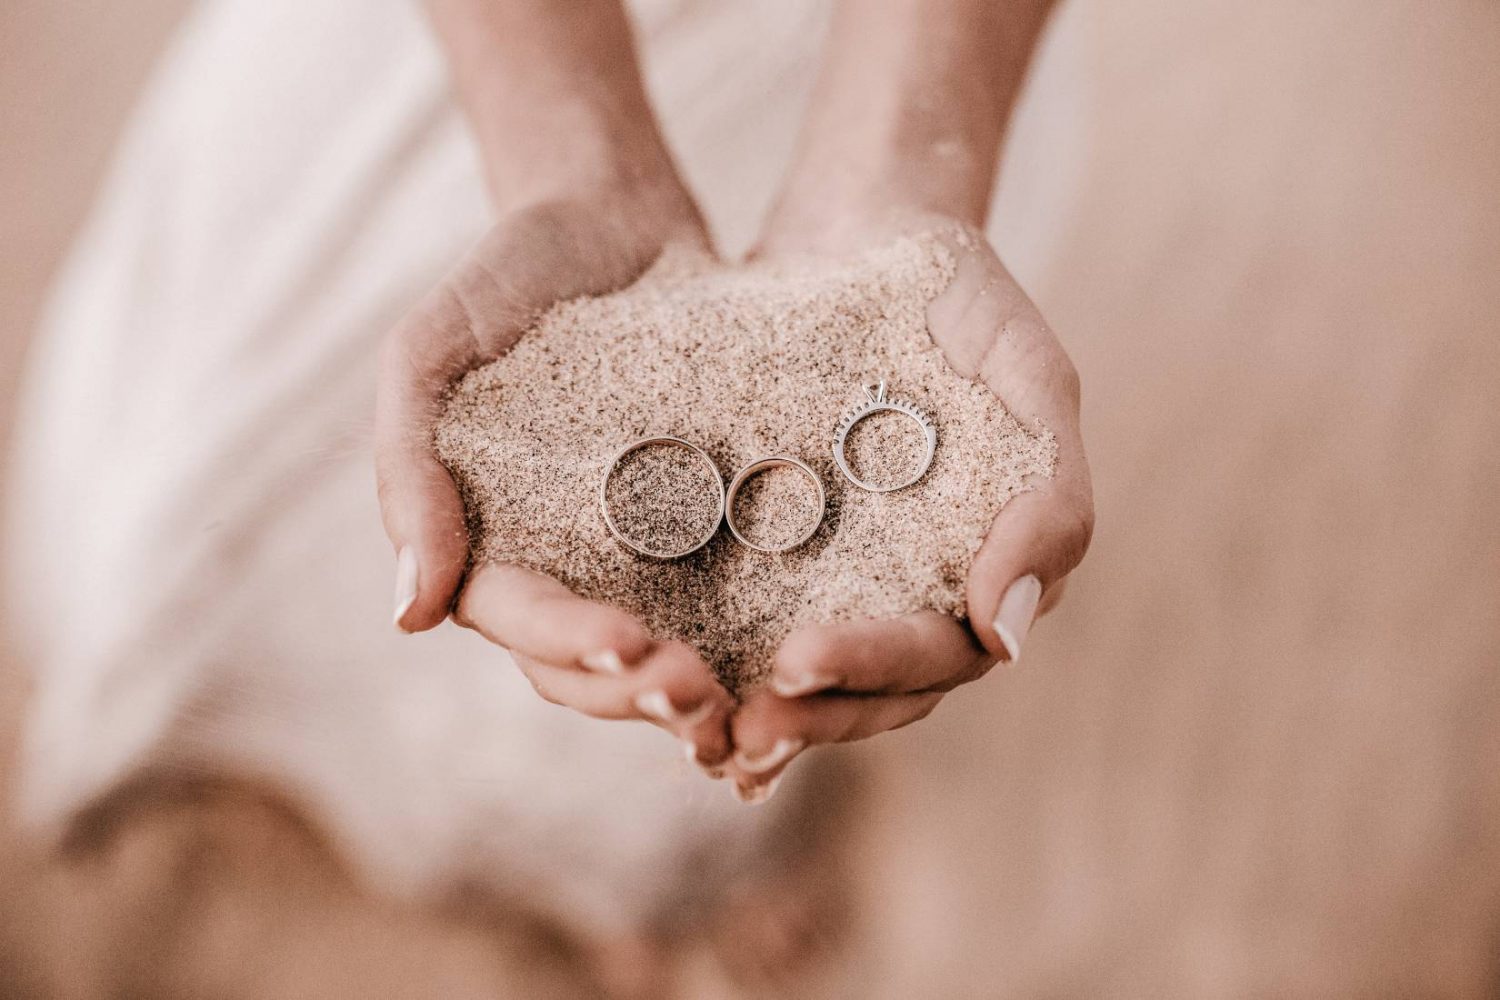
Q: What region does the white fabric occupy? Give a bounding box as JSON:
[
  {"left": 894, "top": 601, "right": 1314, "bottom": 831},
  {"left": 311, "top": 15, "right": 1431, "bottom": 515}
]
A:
[{"left": 4, "top": 0, "right": 1084, "bottom": 936}]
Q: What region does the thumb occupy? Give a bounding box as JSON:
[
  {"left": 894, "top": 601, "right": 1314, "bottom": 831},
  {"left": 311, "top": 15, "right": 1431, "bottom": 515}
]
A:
[
  {"left": 966, "top": 308, "right": 1093, "bottom": 662},
  {"left": 375, "top": 286, "right": 482, "bottom": 632},
  {"left": 967, "top": 454, "right": 1093, "bottom": 663},
  {"left": 374, "top": 209, "right": 618, "bottom": 632},
  {"left": 374, "top": 203, "right": 715, "bottom": 631},
  {"left": 926, "top": 229, "right": 1094, "bottom": 663}
]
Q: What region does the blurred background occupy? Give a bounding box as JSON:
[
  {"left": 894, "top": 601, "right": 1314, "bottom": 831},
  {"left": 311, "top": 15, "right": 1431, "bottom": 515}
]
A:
[{"left": 2, "top": 1, "right": 1498, "bottom": 997}]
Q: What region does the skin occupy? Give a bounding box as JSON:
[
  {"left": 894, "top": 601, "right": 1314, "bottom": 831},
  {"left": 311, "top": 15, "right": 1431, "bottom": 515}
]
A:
[
  {"left": 376, "top": 0, "right": 1093, "bottom": 794},
  {"left": 377, "top": 0, "right": 737, "bottom": 764}
]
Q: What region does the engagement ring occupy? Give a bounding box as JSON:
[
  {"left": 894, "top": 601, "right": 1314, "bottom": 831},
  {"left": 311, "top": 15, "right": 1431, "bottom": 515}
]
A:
[{"left": 831, "top": 380, "right": 937, "bottom": 492}]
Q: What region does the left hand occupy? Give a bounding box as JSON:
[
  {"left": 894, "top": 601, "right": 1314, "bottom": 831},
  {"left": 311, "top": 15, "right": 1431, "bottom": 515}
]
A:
[
  {"left": 376, "top": 181, "right": 738, "bottom": 769},
  {"left": 722, "top": 216, "right": 1094, "bottom": 802}
]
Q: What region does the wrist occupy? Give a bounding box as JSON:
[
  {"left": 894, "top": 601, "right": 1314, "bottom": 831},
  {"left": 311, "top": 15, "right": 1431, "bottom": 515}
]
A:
[
  {"left": 471, "top": 95, "right": 685, "bottom": 218},
  {"left": 427, "top": 0, "right": 687, "bottom": 217},
  {"left": 758, "top": 125, "right": 999, "bottom": 258},
  {"left": 762, "top": 0, "right": 1053, "bottom": 247},
  {"left": 767, "top": 132, "right": 997, "bottom": 239}
]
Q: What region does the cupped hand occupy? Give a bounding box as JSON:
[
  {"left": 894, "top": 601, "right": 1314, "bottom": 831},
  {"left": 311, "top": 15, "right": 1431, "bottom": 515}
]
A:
[
  {"left": 724, "top": 218, "right": 1094, "bottom": 801},
  {"left": 375, "top": 182, "right": 736, "bottom": 767}
]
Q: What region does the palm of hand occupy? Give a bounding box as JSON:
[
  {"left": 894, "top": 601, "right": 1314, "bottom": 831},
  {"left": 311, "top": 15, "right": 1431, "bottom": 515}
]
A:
[
  {"left": 377, "top": 203, "right": 1091, "bottom": 801},
  {"left": 722, "top": 223, "right": 1092, "bottom": 799}
]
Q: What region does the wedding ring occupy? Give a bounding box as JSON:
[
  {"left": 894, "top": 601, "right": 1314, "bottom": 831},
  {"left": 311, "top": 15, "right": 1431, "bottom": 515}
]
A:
[
  {"left": 831, "top": 379, "right": 937, "bottom": 493},
  {"left": 724, "top": 455, "right": 826, "bottom": 553},
  {"left": 599, "top": 436, "right": 725, "bottom": 559}
]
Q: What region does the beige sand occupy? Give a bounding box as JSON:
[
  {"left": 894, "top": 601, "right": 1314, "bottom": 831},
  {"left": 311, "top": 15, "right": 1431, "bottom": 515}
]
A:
[{"left": 436, "top": 235, "right": 1055, "bottom": 690}]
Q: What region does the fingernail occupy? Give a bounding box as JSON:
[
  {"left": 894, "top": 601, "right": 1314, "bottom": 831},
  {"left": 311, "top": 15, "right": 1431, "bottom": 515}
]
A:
[
  {"left": 676, "top": 700, "right": 717, "bottom": 727},
  {"left": 635, "top": 690, "right": 676, "bottom": 722},
  {"left": 635, "top": 690, "right": 716, "bottom": 727},
  {"left": 770, "top": 671, "right": 836, "bottom": 698},
  {"left": 993, "top": 574, "right": 1042, "bottom": 664},
  {"left": 393, "top": 546, "right": 418, "bottom": 629},
  {"left": 732, "top": 738, "right": 806, "bottom": 776},
  {"left": 581, "top": 650, "right": 628, "bottom": 675},
  {"left": 733, "top": 772, "right": 785, "bottom": 806},
  {"left": 681, "top": 742, "right": 726, "bottom": 778}
]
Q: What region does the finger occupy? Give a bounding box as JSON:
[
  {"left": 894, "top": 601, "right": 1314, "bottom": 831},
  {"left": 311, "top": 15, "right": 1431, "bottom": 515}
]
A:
[
  {"left": 734, "top": 688, "right": 943, "bottom": 750},
  {"left": 767, "top": 612, "right": 988, "bottom": 698},
  {"left": 724, "top": 688, "right": 943, "bottom": 802},
  {"left": 515, "top": 642, "right": 734, "bottom": 767},
  {"left": 375, "top": 293, "right": 480, "bottom": 632},
  {"left": 632, "top": 640, "right": 735, "bottom": 772},
  {"left": 375, "top": 211, "right": 652, "bottom": 633},
  {"left": 965, "top": 442, "right": 1092, "bottom": 664},
  {"left": 925, "top": 230, "right": 1094, "bottom": 663},
  {"left": 924, "top": 226, "right": 1038, "bottom": 379},
  {"left": 375, "top": 286, "right": 488, "bottom": 633},
  {"left": 455, "top": 562, "right": 655, "bottom": 670},
  {"left": 730, "top": 688, "right": 943, "bottom": 766}
]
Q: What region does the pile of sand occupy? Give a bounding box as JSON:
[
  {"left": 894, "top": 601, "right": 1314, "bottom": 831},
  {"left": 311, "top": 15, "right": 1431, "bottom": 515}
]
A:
[{"left": 435, "top": 235, "right": 1055, "bottom": 692}]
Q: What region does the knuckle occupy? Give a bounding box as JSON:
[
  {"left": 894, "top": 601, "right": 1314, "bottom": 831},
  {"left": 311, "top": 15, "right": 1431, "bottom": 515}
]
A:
[
  {"left": 387, "top": 285, "right": 487, "bottom": 389},
  {"left": 1055, "top": 355, "right": 1083, "bottom": 410},
  {"left": 378, "top": 316, "right": 434, "bottom": 389},
  {"left": 835, "top": 708, "right": 867, "bottom": 743},
  {"left": 528, "top": 677, "right": 564, "bottom": 707},
  {"left": 949, "top": 656, "right": 996, "bottom": 690},
  {"left": 889, "top": 696, "right": 942, "bottom": 733},
  {"left": 776, "top": 630, "right": 831, "bottom": 674},
  {"left": 1034, "top": 487, "right": 1094, "bottom": 583},
  {"left": 802, "top": 640, "right": 845, "bottom": 679},
  {"left": 653, "top": 640, "right": 701, "bottom": 676},
  {"left": 1060, "top": 501, "right": 1095, "bottom": 571}
]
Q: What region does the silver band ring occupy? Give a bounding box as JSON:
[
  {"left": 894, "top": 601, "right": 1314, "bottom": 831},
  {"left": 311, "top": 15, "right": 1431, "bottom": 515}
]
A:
[
  {"left": 724, "top": 455, "right": 826, "bottom": 553},
  {"left": 600, "top": 436, "right": 725, "bottom": 559},
  {"left": 831, "top": 379, "right": 937, "bottom": 493}
]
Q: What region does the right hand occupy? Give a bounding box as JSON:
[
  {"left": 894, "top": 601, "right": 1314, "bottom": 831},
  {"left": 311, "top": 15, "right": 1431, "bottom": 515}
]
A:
[
  {"left": 723, "top": 214, "right": 1093, "bottom": 801},
  {"left": 374, "top": 179, "right": 738, "bottom": 770}
]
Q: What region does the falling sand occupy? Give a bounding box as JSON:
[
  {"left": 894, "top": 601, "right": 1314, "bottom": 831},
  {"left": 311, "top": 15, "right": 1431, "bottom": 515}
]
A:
[{"left": 436, "top": 234, "right": 1056, "bottom": 692}]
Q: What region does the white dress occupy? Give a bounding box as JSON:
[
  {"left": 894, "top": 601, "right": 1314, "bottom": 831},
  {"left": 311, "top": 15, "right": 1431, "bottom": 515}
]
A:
[{"left": 3, "top": 0, "right": 1084, "bottom": 940}]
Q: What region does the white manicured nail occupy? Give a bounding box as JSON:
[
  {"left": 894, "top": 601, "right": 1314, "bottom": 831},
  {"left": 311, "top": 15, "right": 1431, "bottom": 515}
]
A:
[
  {"left": 635, "top": 690, "right": 675, "bottom": 722},
  {"left": 770, "top": 672, "right": 836, "bottom": 698},
  {"left": 733, "top": 772, "right": 784, "bottom": 805},
  {"left": 393, "top": 546, "right": 418, "bottom": 629},
  {"left": 635, "top": 690, "right": 715, "bottom": 727},
  {"left": 733, "top": 738, "right": 806, "bottom": 775},
  {"left": 993, "top": 574, "right": 1042, "bottom": 663},
  {"left": 682, "top": 741, "right": 725, "bottom": 778},
  {"left": 581, "top": 650, "right": 628, "bottom": 675}
]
